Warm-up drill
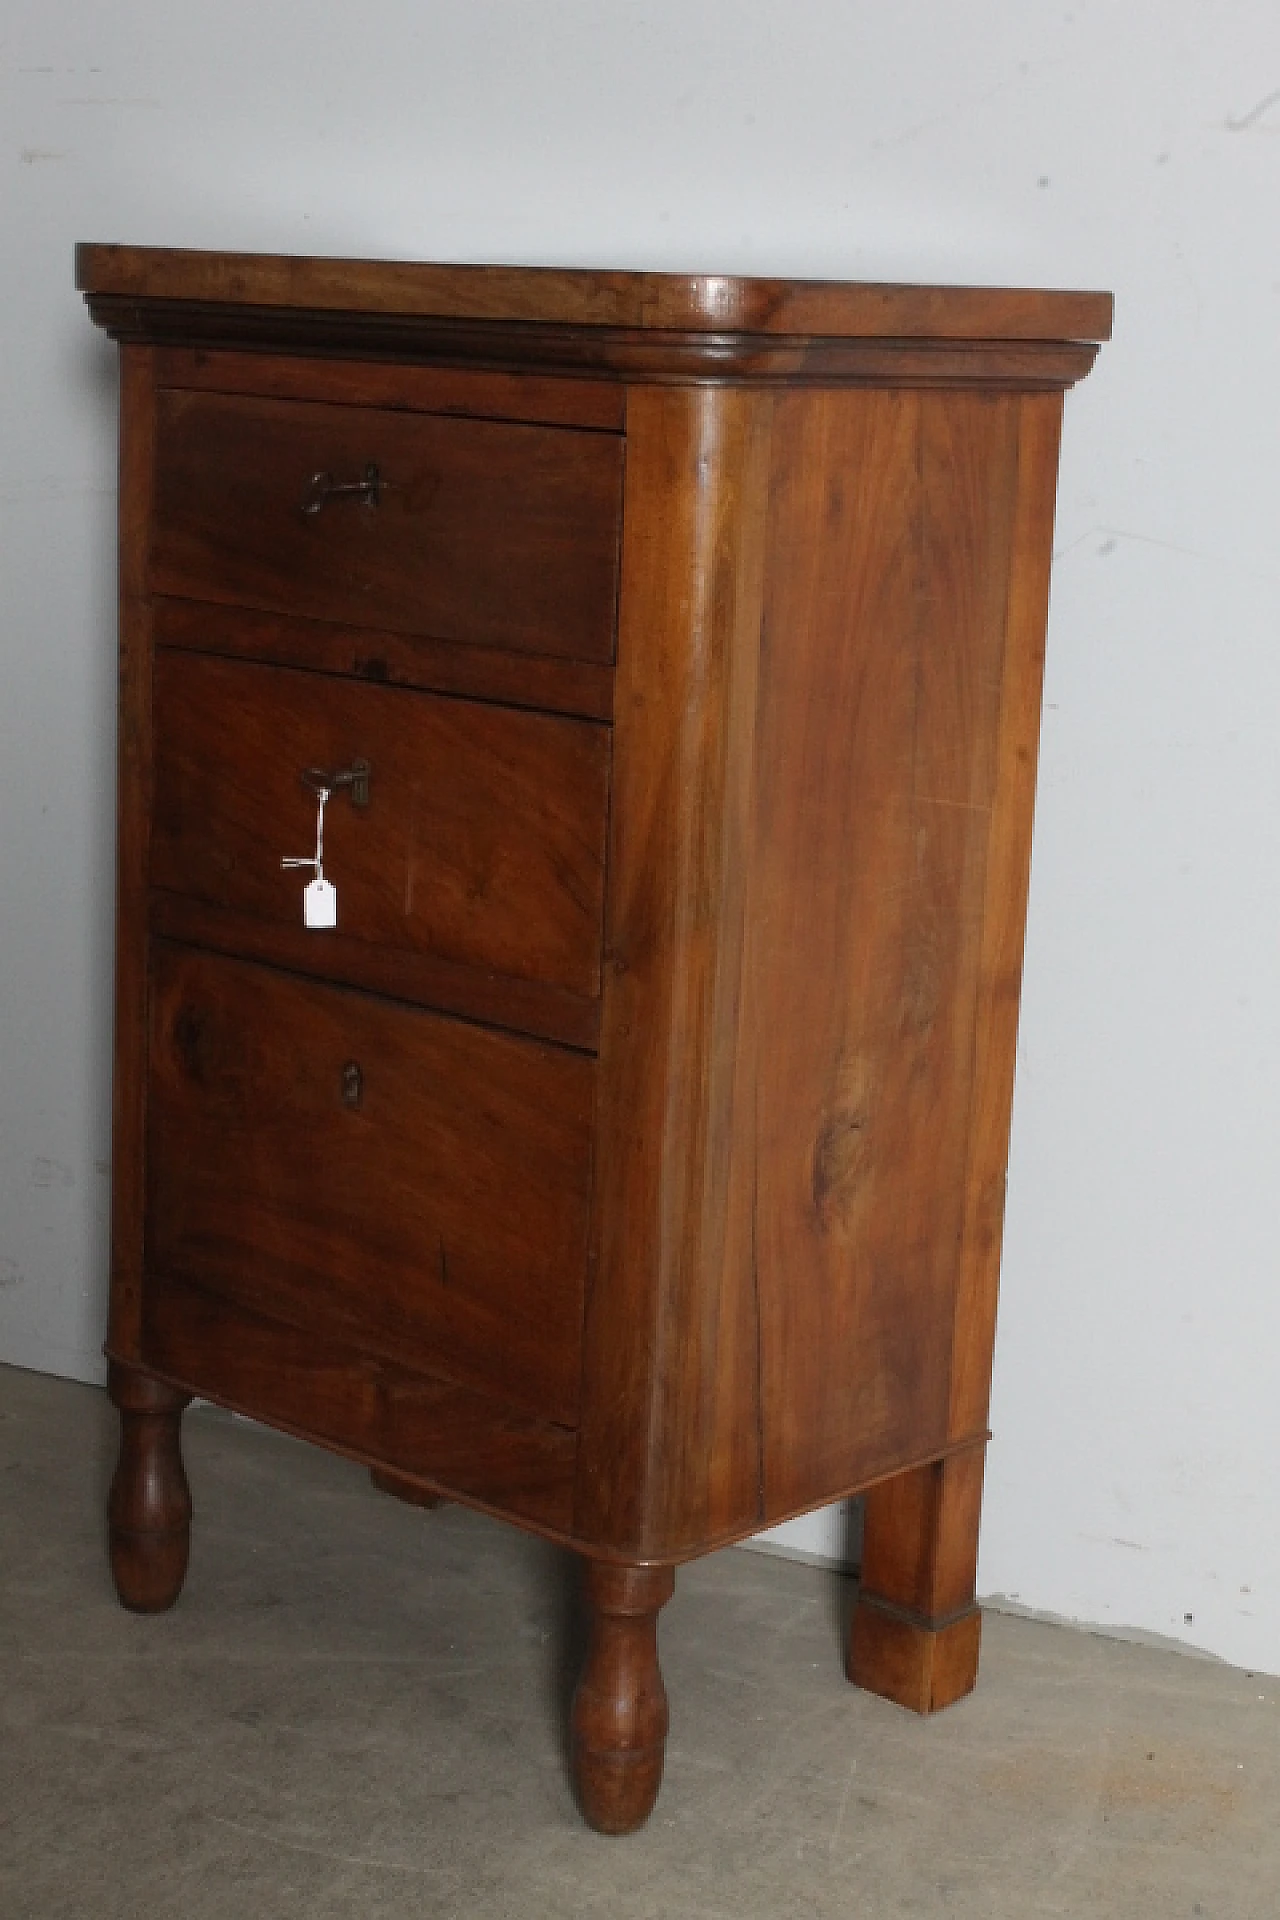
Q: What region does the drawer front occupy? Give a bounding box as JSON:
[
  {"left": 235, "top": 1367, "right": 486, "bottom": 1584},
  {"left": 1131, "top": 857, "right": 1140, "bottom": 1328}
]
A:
[
  {"left": 151, "top": 389, "right": 623, "bottom": 664},
  {"left": 146, "top": 946, "right": 595, "bottom": 1426},
  {"left": 142, "top": 1276, "right": 579, "bottom": 1533},
  {"left": 151, "top": 650, "right": 609, "bottom": 999}
]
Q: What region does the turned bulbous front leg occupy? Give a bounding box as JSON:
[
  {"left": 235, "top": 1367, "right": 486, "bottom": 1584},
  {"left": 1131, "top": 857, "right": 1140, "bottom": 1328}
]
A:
[
  {"left": 571, "top": 1560, "right": 675, "bottom": 1835},
  {"left": 107, "top": 1361, "right": 193, "bottom": 1613}
]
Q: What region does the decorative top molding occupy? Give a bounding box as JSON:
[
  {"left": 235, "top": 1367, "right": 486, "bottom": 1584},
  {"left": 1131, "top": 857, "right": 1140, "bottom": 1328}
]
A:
[{"left": 77, "top": 245, "right": 1112, "bottom": 389}]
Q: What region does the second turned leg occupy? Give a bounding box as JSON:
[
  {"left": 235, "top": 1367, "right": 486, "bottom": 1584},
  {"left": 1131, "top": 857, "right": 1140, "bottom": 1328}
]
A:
[
  {"left": 107, "top": 1361, "right": 193, "bottom": 1614},
  {"left": 847, "top": 1444, "right": 985, "bottom": 1714},
  {"left": 571, "top": 1560, "right": 675, "bottom": 1835}
]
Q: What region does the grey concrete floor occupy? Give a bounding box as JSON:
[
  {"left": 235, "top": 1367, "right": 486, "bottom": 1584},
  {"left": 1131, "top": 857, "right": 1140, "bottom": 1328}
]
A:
[{"left": 1, "top": 1362, "right": 1275, "bottom": 1919}]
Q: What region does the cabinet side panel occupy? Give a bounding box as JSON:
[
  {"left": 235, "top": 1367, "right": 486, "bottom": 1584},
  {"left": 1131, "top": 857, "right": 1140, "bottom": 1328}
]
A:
[
  {"left": 949, "top": 392, "right": 1065, "bottom": 1440},
  {"left": 576, "top": 385, "right": 772, "bottom": 1558},
  {"left": 108, "top": 345, "right": 158, "bottom": 1362},
  {"left": 753, "top": 388, "right": 1021, "bottom": 1517}
]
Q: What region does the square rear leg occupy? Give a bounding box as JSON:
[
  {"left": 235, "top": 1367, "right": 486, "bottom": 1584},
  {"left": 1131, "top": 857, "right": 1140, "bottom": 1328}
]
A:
[{"left": 848, "top": 1443, "right": 985, "bottom": 1713}]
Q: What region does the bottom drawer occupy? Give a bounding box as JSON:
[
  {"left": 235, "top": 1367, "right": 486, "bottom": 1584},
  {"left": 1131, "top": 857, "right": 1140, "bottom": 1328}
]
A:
[
  {"left": 145, "top": 945, "right": 595, "bottom": 1425},
  {"left": 141, "top": 1276, "right": 578, "bottom": 1535}
]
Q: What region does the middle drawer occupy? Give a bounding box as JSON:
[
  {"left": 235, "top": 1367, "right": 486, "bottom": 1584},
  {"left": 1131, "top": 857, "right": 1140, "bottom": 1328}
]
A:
[{"left": 150, "top": 650, "right": 610, "bottom": 999}]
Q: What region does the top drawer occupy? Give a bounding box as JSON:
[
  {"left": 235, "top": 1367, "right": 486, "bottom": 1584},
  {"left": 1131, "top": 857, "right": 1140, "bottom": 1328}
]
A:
[{"left": 150, "top": 390, "right": 624, "bottom": 664}]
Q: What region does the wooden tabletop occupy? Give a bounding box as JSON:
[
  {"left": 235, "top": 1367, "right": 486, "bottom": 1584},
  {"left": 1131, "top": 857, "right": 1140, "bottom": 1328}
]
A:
[{"left": 76, "top": 245, "right": 1112, "bottom": 344}]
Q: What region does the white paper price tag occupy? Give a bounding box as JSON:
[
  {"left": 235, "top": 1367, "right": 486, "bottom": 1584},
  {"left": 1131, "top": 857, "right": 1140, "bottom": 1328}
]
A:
[
  {"left": 282, "top": 784, "right": 338, "bottom": 930},
  {"left": 304, "top": 875, "right": 338, "bottom": 928}
]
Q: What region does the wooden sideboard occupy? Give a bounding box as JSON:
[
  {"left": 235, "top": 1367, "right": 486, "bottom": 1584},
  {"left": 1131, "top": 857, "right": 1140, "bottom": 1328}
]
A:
[{"left": 78, "top": 245, "right": 1110, "bottom": 1833}]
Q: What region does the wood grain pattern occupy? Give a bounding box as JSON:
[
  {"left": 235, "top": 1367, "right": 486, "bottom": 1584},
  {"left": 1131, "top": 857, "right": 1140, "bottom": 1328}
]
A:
[
  {"left": 848, "top": 1445, "right": 985, "bottom": 1712},
  {"left": 90, "top": 296, "right": 1102, "bottom": 389},
  {"left": 107, "top": 1362, "right": 192, "bottom": 1612},
  {"left": 149, "top": 892, "right": 601, "bottom": 1054},
  {"left": 858, "top": 1445, "right": 986, "bottom": 1620},
  {"left": 575, "top": 385, "right": 1045, "bottom": 1559},
  {"left": 153, "top": 598, "right": 614, "bottom": 723},
  {"left": 752, "top": 389, "right": 1021, "bottom": 1520},
  {"left": 150, "top": 650, "right": 610, "bottom": 999},
  {"left": 78, "top": 243, "right": 1113, "bottom": 342},
  {"left": 153, "top": 346, "right": 625, "bottom": 431},
  {"left": 135, "top": 1277, "right": 578, "bottom": 1533},
  {"left": 151, "top": 389, "right": 623, "bottom": 663},
  {"left": 575, "top": 384, "right": 772, "bottom": 1559},
  {"left": 847, "top": 1605, "right": 982, "bottom": 1715},
  {"left": 107, "top": 345, "right": 158, "bottom": 1364},
  {"left": 948, "top": 394, "right": 1065, "bottom": 1442},
  {"left": 147, "top": 945, "right": 595, "bottom": 1424},
  {"left": 571, "top": 1562, "right": 675, "bottom": 1834}
]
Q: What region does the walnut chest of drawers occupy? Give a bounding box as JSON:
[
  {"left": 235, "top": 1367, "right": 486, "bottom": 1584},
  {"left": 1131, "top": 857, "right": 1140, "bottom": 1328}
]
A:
[{"left": 78, "top": 245, "right": 1110, "bottom": 1833}]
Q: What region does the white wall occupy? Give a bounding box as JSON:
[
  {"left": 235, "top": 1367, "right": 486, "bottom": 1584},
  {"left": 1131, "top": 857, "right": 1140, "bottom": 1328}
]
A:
[{"left": 3, "top": 0, "right": 1278, "bottom": 1674}]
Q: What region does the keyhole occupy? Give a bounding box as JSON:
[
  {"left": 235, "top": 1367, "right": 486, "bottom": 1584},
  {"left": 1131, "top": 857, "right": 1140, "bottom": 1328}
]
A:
[{"left": 341, "top": 1060, "right": 364, "bottom": 1110}]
